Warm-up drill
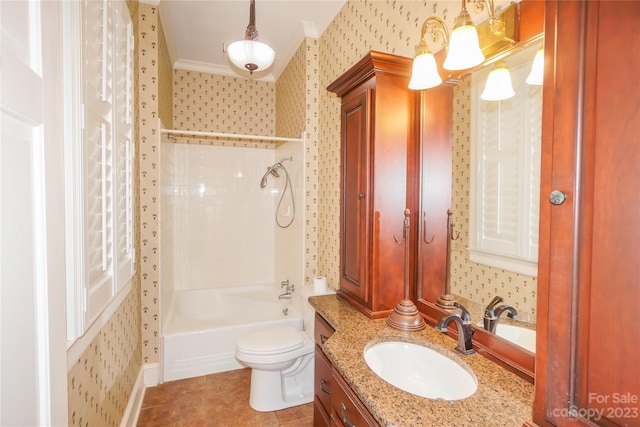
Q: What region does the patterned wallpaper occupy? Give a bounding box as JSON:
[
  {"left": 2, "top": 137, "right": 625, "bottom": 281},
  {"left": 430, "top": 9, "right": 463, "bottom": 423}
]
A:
[
  {"left": 67, "top": 1, "right": 143, "bottom": 426},
  {"left": 67, "top": 282, "right": 141, "bottom": 427},
  {"left": 316, "top": 1, "right": 536, "bottom": 318},
  {"left": 138, "top": 1, "right": 172, "bottom": 365},
  {"left": 276, "top": 37, "right": 321, "bottom": 286},
  {"left": 173, "top": 69, "right": 275, "bottom": 135}
]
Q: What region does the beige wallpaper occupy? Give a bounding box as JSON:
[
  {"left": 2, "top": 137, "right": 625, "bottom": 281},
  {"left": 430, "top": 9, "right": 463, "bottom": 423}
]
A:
[
  {"left": 67, "top": 1, "right": 143, "bottom": 425},
  {"left": 173, "top": 69, "right": 275, "bottom": 136},
  {"left": 157, "top": 11, "right": 173, "bottom": 129},
  {"left": 138, "top": 1, "right": 172, "bottom": 365},
  {"left": 316, "top": 1, "right": 536, "bottom": 317},
  {"left": 276, "top": 37, "right": 321, "bottom": 285}
]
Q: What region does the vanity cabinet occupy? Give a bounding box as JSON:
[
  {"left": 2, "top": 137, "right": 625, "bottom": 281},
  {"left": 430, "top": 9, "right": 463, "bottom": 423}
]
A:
[
  {"left": 531, "top": 1, "right": 640, "bottom": 426},
  {"left": 313, "top": 313, "right": 380, "bottom": 427},
  {"left": 327, "top": 51, "right": 416, "bottom": 319},
  {"left": 314, "top": 313, "right": 335, "bottom": 427},
  {"left": 329, "top": 369, "right": 380, "bottom": 427}
]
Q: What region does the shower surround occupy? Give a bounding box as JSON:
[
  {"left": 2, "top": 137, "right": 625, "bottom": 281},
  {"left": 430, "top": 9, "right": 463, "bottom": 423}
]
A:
[{"left": 159, "top": 138, "right": 304, "bottom": 381}]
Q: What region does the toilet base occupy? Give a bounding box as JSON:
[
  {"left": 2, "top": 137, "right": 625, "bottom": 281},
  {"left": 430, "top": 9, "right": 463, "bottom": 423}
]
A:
[{"left": 248, "top": 353, "right": 314, "bottom": 412}]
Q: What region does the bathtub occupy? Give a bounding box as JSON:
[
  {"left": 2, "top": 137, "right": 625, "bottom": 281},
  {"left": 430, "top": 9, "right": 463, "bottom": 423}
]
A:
[{"left": 162, "top": 284, "right": 302, "bottom": 382}]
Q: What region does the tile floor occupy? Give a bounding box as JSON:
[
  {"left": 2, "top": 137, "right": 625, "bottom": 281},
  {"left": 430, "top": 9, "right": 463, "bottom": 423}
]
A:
[{"left": 137, "top": 368, "right": 314, "bottom": 427}]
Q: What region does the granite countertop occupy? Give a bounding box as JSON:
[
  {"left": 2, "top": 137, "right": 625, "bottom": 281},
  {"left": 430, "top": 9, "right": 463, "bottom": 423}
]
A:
[{"left": 308, "top": 294, "right": 534, "bottom": 427}]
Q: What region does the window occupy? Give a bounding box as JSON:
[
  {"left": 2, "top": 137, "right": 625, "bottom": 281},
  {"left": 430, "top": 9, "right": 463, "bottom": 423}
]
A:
[
  {"left": 65, "top": 0, "right": 134, "bottom": 341},
  {"left": 469, "top": 43, "right": 542, "bottom": 277}
]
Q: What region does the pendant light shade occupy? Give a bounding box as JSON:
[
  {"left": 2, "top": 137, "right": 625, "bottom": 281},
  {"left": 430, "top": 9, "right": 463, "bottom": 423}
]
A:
[
  {"left": 443, "top": 9, "right": 484, "bottom": 71},
  {"left": 409, "top": 52, "right": 443, "bottom": 90},
  {"left": 227, "top": 0, "right": 275, "bottom": 74},
  {"left": 227, "top": 40, "right": 275, "bottom": 73},
  {"left": 526, "top": 47, "right": 544, "bottom": 85},
  {"left": 481, "top": 60, "right": 515, "bottom": 101}
]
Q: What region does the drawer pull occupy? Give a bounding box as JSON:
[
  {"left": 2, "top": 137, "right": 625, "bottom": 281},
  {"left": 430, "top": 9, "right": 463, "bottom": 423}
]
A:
[
  {"left": 341, "top": 402, "right": 356, "bottom": 427},
  {"left": 320, "top": 334, "right": 328, "bottom": 345},
  {"left": 320, "top": 379, "right": 331, "bottom": 395}
]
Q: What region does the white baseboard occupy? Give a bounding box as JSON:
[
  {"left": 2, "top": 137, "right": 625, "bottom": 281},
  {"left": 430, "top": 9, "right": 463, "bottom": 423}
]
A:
[
  {"left": 120, "top": 368, "right": 145, "bottom": 427},
  {"left": 144, "top": 363, "right": 160, "bottom": 387}
]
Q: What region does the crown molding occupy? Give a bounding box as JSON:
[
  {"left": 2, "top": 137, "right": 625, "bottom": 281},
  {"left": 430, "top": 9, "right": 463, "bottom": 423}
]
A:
[{"left": 173, "top": 59, "right": 276, "bottom": 83}]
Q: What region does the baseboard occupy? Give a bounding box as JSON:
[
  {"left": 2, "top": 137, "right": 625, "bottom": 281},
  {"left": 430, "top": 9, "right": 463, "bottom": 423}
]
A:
[
  {"left": 144, "top": 363, "right": 160, "bottom": 387},
  {"left": 120, "top": 368, "right": 145, "bottom": 427}
]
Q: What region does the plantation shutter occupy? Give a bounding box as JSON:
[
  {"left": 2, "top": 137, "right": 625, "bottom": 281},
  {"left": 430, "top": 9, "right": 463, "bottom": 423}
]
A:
[
  {"left": 82, "top": 0, "right": 114, "bottom": 324},
  {"left": 113, "top": 1, "right": 134, "bottom": 292}
]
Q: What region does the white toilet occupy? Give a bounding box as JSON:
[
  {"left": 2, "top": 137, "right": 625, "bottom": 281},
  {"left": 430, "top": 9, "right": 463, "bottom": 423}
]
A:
[{"left": 235, "top": 325, "right": 315, "bottom": 411}]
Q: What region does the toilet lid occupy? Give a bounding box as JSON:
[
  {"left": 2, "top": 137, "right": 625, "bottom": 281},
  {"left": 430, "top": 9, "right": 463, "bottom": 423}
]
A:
[{"left": 237, "top": 326, "right": 304, "bottom": 354}]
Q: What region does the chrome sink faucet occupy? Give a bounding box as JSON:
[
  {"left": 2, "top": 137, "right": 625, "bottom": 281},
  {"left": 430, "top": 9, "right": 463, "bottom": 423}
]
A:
[
  {"left": 279, "top": 279, "right": 294, "bottom": 299},
  {"left": 435, "top": 302, "right": 475, "bottom": 355},
  {"left": 483, "top": 296, "right": 519, "bottom": 333}
]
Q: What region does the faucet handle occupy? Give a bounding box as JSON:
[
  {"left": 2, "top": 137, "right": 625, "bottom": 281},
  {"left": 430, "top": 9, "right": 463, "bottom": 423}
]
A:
[
  {"left": 453, "top": 302, "right": 472, "bottom": 323},
  {"left": 484, "top": 296, "right": 503, "bottom": 319},
  {"left": 281, "top": 279, "right": 290, "bottom": 288}
]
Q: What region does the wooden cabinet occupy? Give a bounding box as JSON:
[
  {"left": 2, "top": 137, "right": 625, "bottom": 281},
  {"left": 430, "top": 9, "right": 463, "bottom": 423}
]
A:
[
  {"left": 327, "top": 51, "right": 417, "bottom": 319},
  {"left": 313, "top": 313, "right": 379, "bottom": 427},
  {"left": 531, "top": 1, "right": 640, "bottom": 426},
  {"left": 330, "top": 369, "right": 380, "bottom": 427},
  {"left": 415, "top": 86, "right": 454, "bottom": 304},
  {"left": 314, "top": 313, "right": 335, "bottom": 427}
]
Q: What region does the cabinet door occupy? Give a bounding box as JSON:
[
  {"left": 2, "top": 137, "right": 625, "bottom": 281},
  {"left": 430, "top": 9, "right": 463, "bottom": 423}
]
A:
[
  {"left": 314, "top": 348, "right": 333, "bottom": 426},
  {"left": 331, "top": 368, "right": 380, "bottom": 427},
  {"left": 340, "top": 88, "right": 372, "bottom": 304},
  {"left": 416, "top": 86, "right": 453, "bottom": 303},
  {"left": 533, "top": 1, "right": 640, "bottom": 426}
]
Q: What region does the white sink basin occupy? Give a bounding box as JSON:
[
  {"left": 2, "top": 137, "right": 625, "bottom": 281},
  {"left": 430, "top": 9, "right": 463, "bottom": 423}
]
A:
[
  {"left": 493, "top": 324, "right": 536, "bottom": 353},
  {"left": 363, "top": 341, "right": 478, "bottom": 401}
]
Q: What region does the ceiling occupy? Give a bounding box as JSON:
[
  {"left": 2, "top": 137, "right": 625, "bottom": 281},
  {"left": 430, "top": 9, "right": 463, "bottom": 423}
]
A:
[{"left": 158, "top": 0, "right": 347, "bottom": 82}]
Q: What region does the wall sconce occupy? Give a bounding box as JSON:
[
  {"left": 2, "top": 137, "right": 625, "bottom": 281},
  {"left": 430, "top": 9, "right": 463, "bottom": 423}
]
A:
[
  {"left": 409, "top": 0, "right": 508, "bottom": 89},
  {"left": 526, "top": 47, "right": 544, "bottom": 85},
  {"left": 227, "top": 0, "right": 275, "bottom": 75},
  {"left": 443, "top": 2, "right": 485, "bottom": 70},
  {"left": 481, "top": 60, "right": 515, "bottom": 101},
  {"left": 408, "top": 17, "right": 448, "bottom": 90}
]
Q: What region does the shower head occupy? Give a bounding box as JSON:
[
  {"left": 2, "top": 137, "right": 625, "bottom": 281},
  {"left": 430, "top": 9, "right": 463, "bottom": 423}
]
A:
[{"left": 260, "top": 163, "right": 281, "bottom": 188}]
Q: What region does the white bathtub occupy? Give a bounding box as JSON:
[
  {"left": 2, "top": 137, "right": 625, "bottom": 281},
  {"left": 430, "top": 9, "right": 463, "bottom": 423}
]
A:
[{"left": 162, "top": 284, "right": 302, "bottom": 382}]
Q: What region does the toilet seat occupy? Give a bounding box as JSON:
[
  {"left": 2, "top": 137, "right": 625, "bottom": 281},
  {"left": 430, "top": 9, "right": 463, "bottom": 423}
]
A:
[{"left": 236, "top": 326, "right": 304, "bottom": 355}]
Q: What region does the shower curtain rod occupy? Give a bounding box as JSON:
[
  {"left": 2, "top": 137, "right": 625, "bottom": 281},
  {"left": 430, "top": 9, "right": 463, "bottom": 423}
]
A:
[{"left": 160, "top": 128, "right": 304, "bottom": 143}]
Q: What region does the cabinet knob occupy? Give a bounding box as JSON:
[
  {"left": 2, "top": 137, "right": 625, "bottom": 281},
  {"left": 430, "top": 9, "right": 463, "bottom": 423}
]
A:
[
  {"left": 357, "top": 193, "right": 365, "bottom": 200},
  {"left": 549, "top": 190, "right": 567, "bottom": 205}
]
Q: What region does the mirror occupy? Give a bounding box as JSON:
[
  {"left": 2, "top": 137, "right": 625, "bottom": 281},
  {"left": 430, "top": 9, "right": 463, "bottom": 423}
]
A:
[{"left": 449, "top": 40, "right": 543, "bottom": 353}]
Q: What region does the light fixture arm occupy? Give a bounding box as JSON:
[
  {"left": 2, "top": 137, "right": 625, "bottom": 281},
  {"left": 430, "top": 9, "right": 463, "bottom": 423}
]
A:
[
  {"left": 244, "top": 0, "right": 259, "bottom": 41},
  {"left": 416, "top": 16, "right": 450, "bottom": 55},
  {"left": 469, "top": 0, "right": 505, "bottom": 36}
]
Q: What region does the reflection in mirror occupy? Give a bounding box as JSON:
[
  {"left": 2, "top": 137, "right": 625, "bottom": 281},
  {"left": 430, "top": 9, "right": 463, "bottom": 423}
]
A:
[{"left": 448, "top": 41, "right": 543, "bottom": 353}]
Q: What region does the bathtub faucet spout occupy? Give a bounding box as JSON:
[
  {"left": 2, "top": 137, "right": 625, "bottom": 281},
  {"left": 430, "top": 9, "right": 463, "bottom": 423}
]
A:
[{"left": 278, "top": 292, "right": 292, "bottom": 300}]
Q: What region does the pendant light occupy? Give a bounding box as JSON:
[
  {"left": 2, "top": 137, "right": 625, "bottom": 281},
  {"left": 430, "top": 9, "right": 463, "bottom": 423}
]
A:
[
  {"left": 481, "top": 60, "right": 515, "bottom": 101},
  {"left": 227, "top": 0, "right": 275, "bottom": 75}
]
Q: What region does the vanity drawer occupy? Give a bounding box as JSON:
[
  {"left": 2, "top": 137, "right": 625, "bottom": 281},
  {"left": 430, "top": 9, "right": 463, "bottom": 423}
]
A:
[
  {"left": 315, "top": 312, "right": 335, "bottom": 346},
  {"left": 314, "top": 347, "right": 333, "bottom": 424},
  {"left": 331, "top": 367, "right": 380, "bottom": 427}
]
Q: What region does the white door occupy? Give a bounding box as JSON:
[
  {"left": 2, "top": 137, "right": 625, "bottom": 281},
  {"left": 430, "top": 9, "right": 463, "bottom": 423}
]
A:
[{"left": 1, "top": 1, "right": 68, "bottom": 425}]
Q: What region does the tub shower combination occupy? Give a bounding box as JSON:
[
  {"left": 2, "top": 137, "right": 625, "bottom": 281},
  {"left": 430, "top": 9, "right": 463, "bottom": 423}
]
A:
[{"left": 159, "top": 138, "right": 306, "bottom": 392}]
